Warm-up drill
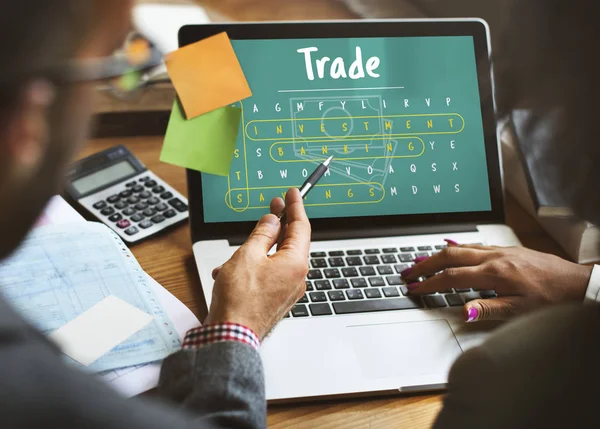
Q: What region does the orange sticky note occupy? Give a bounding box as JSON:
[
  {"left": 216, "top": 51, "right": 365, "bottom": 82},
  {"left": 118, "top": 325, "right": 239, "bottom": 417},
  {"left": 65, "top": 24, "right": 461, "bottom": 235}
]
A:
[{"left": 165, "top": 32, "right": 252, "bottom": 119}]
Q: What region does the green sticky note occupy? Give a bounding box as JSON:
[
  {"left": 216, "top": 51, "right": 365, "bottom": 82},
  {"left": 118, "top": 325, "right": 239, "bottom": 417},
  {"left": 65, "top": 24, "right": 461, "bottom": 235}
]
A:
[{"left": 160, "top": 99, "right": 241, "bottom": 176}]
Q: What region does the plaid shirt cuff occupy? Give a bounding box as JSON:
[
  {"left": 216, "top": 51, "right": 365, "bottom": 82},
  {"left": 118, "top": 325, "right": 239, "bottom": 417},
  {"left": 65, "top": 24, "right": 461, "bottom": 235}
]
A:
[{"left": 182, "top": 323, "right": 260, "bottom": 351}]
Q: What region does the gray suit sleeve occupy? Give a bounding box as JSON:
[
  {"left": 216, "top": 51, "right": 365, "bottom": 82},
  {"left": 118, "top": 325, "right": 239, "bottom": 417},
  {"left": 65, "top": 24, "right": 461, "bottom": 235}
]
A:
[{"left": 434, "top": 303, "right": 600, "bottom": 429}]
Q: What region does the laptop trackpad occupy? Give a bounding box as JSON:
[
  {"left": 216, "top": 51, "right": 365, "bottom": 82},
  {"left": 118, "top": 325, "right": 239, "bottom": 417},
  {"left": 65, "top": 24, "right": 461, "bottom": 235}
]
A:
[{"left": 345, "top": 320, "right": 463, "bottom": 380}]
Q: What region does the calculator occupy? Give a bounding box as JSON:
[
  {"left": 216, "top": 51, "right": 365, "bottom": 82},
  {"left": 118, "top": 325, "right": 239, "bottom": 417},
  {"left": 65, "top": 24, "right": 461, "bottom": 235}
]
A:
[{"left": 65, "top": 145, "right": 189, "bottom": 243}]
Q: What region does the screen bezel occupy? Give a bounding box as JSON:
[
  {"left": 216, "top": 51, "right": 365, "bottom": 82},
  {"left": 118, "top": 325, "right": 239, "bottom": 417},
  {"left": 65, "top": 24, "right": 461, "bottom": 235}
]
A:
[{"left": 181, "top": 20, "right": 505, "bottom": 243}]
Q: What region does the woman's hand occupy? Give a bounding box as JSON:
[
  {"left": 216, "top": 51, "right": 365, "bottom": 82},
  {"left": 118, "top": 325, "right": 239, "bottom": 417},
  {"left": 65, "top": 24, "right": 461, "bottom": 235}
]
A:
[{"left": 402, "top": 242, "right": 593, "bottom": 322}]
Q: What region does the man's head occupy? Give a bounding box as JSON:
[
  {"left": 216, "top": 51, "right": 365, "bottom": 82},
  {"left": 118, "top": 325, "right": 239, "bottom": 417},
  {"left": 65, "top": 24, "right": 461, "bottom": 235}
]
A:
[{"left": 0, "top": 0, "right": 133, "bottom": 259}]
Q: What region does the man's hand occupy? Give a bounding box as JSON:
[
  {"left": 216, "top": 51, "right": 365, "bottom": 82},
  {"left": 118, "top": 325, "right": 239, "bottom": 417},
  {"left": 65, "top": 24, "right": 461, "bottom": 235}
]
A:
[
  {"left": 403, "top": 243, "right": 593, "bottom": 322},
  {"left": 204, "top": 188, "right": 310, "bottom": 340}
]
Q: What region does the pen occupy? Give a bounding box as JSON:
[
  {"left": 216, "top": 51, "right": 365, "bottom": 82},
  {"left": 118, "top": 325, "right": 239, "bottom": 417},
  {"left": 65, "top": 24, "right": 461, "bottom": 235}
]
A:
[{"left": 278, "top": 155, "right": 333, "bottom": 224}]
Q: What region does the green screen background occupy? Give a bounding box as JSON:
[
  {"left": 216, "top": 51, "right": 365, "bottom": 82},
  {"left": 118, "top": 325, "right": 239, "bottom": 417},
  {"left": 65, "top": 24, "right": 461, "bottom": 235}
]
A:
[{"left": 202, "top": 36, "right": 492, "bottom": 223}]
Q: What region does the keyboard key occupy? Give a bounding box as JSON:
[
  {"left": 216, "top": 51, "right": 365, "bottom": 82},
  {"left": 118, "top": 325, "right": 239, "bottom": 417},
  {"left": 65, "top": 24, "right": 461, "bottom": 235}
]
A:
[
  {"left": 480, "top": 290, "right": 497, "bottom": 299},
  {"left": 445, "top": 294, "right": 464, "bottom": 307},
  {"left": 108, "top": 213, "right": 122, "bottom": 222},
  {"left": 365, "top": 249, "right": 380, "bottom": 255},
  {"left": 324, "top": 269, "right": 341, "bottom": 279},
  {"left": 400, "top": 247, "right": 415, "bottom": 252},
  {"left": 435, "top": 245, "right": 447, "bottom": 250},
  {"left": 346, "top": 256, "right": 363, "bottom": 266},
  {"left": 310, "top": 292, "right": 327, "bottom": 302},
  {"left": 334, "top": 298, "right": 423, "bottom": 314},
  {"left": 346, "top": 289, "right": 364, "bottom": 300},
  {"left": 125, "top": 181, "right": 136, "bottom": 187},
  {"left": 315, "top": 280, "right": 332, "bottom": 290},
  {"left": 359, "top": 266, "right": 376, "bottom": 276},
  {"left": 139, "top": 191, "right": 151, "bottom": 199},
  {"left": 399, "top": 285, "right": 409, "bottom": 295},
  {"left": 144, "top": 179, "right": 157, "bottom": 188},
  {"left": 164, "top": 209, "right": 177, "bottom": 218},
  {"left": 155, "top": 203, "right": 168, "bottom": 211},
  {"left": 147, "top": 197, "right": 159, "bottom": 205},
  {"left": 328, "top": 291, "right": 346, "bottom": 301},
  {"left": 116, "top": 219, "right": 131, "bottom": 229},
  {"left": 311, "top": 259, "right": 327, "bottom": 268},
  {"left": 100, "top": 207, "right": 115, "bottom": 216},
  {"left": 127, "top": 196, "right": 139, "bottom": 204},
  {"left": 107, "top": 195, "right": 119, "bottom": 203},
  {"left": 377, "top": 265, "right": 394, "bottom": 275},
  {"left": 328, "top": 257, "right": 345, "bottom": 267},
  {"left": 424, "top": 295, "right": 448, "bottom": 308},
  {"left": 309, "top": 303, "right": 333, "bottom": 316},
  {"left": 399, "top": 253, "right": 413, "bottom": 263},
  {"left": 132, "top": 185, "right": 144, "bottom": 193},
  {"left": 143, "top": 208, "right": 156, "bottom": 217},
  {"left": 291, "top": 305, "right": 309, "bottom": 317},
  {"left": 329, "top": 250, "right": 345, "bottom": 257},
  {"left": 341, "top": 267, "right": 359, "bottom": 277},
  {"left": 311, "top": 252, "right": 326, "bottom": 258},
  {"left": 151, "top": 215, "right": 165, "bottom": 224},
  {"left": 415, "top": 252, "right": 429, "bottom": 258},
  {"left": 386, "top": 275, "right": 403, "bottom": 286},
  {"left": 418, "top": 246, "right": 433, "bottom": 251},
  {"left": 160, "top": 191, "right": 173, "bottom": 200},
  {"left": 134, "top": 202, "right": 148, "bottom": 211},
  {"left": 152, "top": 185, "right": 165, "bottom": 194},
  {"left": 297, "top": 294, "right": 309, "bottom": 304},
  {"left": 455, "top": 288, "right": 472, "bottom": 293},
  {"left": 124, "top": 226, "right": 139, "bottom": 236},
  {"left": 333, "top": 279, "right": 350, "bottom": 289},
  {"left": 351, "top": 278, "right": 368, "bottom": 288},
  {"left": 168, "top": 198, "right": 188, "bottom": 213},
  {"left": 364, "top": 255, "right": 380, "bottom": 265},
  {"left": 394, "top": 264, "right": 410, "bottom": 274},
  {"left": 139, "top": 220, "right": 153, "bottom": 229},
  {"left": 114, "top": 201, "right": 128, "bottom": 210},
  {"left": 93, "top": 201, "right": 107, "bottom": 209},
  {"left": 347, "top": 250, "right": 363, "bottom": 255},
  {"left": 381, "top": 254, "right": 397, "bottom": 264},
  {"left": 383, "top": 248, "right": 397, "bottom": 253},
  {"left": 119, "top": 190, "right": 132, "bottom": 199},
  {"left": 305, "top": 281, "right": 314, "bottom": 291},
  {"left": 138, "top": 176, "right": 150, "bottom": 182},
  {"left": 307, "top": 270, "right": 323, "bottom": 280},
  {"left": 365, "top": 289, "right": 382, "bottom": 299},
  {"left": 131, "top": 213, "right": 145, "bottom": 222},
  {"left": 368, "top": 277, "right": 385, "bottom": 287},
  {"left": 383, "top": 287, "right": 400, "bottom": 297},
  {"left": 461, "top": 292, "right": 480, "bottom": 303},
  {"left": 123, "top": 207, "right": 136, "bottom": 216}
]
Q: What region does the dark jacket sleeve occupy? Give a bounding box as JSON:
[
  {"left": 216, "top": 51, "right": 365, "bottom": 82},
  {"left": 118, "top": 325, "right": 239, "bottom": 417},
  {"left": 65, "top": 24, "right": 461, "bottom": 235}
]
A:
[{"left": 0, "top": 298, "right": 265, "bottom": 429}]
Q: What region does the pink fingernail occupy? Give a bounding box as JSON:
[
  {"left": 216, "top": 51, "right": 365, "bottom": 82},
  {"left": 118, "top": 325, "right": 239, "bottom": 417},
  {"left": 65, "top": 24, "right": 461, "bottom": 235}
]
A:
[
  {"left": 413, "top": 256, "right": 429, "bottom": 263},
  {"left": 445, "top": 239, "right": 459, "bottom": 246},
  {"left": 400, "top": 267, "right": 413, "bottom": 277},
  {"left": 466, "top": 307, "right": 479, "bottom": 323},
  {"left": 407, "top": 283, "right": 420, "bottom": 291}
]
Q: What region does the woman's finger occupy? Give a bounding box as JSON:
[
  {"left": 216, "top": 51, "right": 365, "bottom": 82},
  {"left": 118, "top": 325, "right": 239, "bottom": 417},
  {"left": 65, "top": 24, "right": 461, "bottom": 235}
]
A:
[
  {"left": 464, "top": 297, "right": 529, "bottom": 322},
  {"left": 403, "top": 247, "right": 491, "bottom": 281}
]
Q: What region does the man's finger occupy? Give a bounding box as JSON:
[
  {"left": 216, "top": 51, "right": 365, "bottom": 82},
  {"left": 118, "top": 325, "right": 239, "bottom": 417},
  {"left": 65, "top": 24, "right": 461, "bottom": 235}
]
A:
[
  {"left": 403, "top": 247, "right": 490, "bottom": 281},
  {"left": 464, "top": 297, "right": 529, "bottom": 322},
  {"left": 243, "top": 213, "right": 282, "bottom": 255},
  {"left": 211, "top": 265, "right": 223, "bottom": 280},
  {"left": 270, "top": 197, "right": 285, "bottom": 216},
  {"left": 275, "top": 188, "right": 311, "bottom": 258},
  {"left": 406, "top": 266, "right": 482, "bottom": 294}
]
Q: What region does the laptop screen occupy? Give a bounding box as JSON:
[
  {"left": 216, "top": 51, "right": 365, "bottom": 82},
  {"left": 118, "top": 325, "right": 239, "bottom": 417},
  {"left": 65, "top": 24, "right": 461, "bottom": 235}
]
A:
[{"left": 201, "top": 36, "right": 492, "bottom": 223}]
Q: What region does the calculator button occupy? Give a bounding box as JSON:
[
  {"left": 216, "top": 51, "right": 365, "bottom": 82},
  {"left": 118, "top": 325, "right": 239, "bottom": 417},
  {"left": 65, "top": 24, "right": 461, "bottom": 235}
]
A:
[
  {"left": 138, "top": 176, "right": 150, "bottom": 182},
  {"left": 131, "top": 213, "right": 145, "bottom": 222},
  {"left": 125, "top": 181, "right": 136, "bottom": 187},
  {"left": 160, "top": 191, "right": 173, "bottom": 200},
  {"left": 168, "top": 198, "right": 188, "bottom": 213},
  {"left": 143, "top": 208, "right": 156, "bottom": 217},
  {"left": 123, "top": 207, "right": 136, "bottom": 216},
  {"left": 163, "top": 209, "right": 177, "bottom": 218},
  {"left": 132, "top": 185, "right": 144, "bottom": 193},
  {"left": 127, "top": 196, "right": 139, "bottom": 204},
  {"left": 139, "top": 220, "right": 153, "bottom": 229},
  {"left": 155, "top": 203, "right": 168, "bottom": 212},
  {"left": 152, "top": 185, "right": 165, "bottom": 194},
  {"left": 139, "top": 191, "right": 151, "bottom": 199},
  {"left": 119, "top": 190, "right": 132, "bottom": 198},
  {"left": 151, "top": 214, "right": 166, "bottom": 224},
  {"left": 116, "top": 219, "right": 131, "bottom": 229},
  {"left": 100, "top": 207, "right": 115, "bottom": 216},
  {"left": 108, "top": 213, "right": 122, "bottom": 222},
  {"left": 124, "top": 226, "right": 139, "bottom": 235},
  {"left": 93, "top": 201, "right": 107, "bottom": 210},
  {"left": 144, "top": 180, "right": 157, "bottom": 188},
  {"left": 107, "top": 195, "right": 119, "bottom": 203},
  {"left": 147, "top": 197, "right": 159, "bottom": 205},
  {"left": 114, "top": 201, "right": 128, "bottom": 210},
  {"left": 134, "top": 202, "right": 148, "bottom": 211}
]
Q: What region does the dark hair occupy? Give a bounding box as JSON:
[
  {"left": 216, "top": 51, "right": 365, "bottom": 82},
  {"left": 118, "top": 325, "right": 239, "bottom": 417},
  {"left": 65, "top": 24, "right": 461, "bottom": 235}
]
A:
[{"left": 496, "top": 0, "right": 600, "bottom": 224}]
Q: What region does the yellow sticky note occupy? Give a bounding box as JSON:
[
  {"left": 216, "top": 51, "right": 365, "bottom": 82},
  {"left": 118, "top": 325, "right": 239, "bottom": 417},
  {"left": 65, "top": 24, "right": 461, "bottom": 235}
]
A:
[{"left": 165, "top": 32, "right": 252, "bottom": 119}]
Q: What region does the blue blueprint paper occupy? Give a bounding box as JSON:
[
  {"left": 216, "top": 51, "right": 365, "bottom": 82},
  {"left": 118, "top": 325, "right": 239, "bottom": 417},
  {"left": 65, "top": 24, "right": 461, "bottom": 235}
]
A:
[{"left": 0, "top": 222, "right": 181, "bottom": 372}]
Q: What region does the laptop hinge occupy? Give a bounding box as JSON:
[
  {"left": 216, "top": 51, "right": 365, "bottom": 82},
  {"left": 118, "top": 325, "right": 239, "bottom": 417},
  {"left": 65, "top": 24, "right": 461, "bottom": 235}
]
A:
[{"left": 227, "top": 223, "right": 478, "bottom": 246}]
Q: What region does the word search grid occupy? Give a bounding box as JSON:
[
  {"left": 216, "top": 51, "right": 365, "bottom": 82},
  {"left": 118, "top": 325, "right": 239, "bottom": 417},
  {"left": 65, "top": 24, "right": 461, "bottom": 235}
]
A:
[{"left": 202, "top": 36, "right": 492, "bottom": 222}]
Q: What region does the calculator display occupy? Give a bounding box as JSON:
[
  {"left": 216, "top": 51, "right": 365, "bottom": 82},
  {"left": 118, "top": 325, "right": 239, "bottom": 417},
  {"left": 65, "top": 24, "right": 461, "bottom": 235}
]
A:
[{"left": 71, "top": 161, "right": 136, "bottom": 195}]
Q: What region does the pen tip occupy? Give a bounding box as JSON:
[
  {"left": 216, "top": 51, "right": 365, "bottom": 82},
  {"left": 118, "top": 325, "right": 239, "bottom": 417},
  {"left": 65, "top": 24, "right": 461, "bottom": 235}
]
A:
[{"left": 324, "top": 155, "right": 334, "bottom": 166}]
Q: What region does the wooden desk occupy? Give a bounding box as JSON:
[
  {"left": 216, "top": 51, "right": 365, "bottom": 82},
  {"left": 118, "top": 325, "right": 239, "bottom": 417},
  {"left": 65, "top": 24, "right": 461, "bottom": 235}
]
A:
[{"left": 80, "top": 135, "right": 569, "bottom": 429}]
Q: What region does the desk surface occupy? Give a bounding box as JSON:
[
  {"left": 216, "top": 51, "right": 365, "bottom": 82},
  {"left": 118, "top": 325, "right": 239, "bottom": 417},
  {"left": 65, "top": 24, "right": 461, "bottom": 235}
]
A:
[{"left": 80, "top": 135, "right": 568, "bottom": 429}]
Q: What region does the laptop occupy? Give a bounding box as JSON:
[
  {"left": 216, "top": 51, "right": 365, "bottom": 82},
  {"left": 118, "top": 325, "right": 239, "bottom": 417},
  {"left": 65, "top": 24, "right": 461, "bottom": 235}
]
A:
[{"left": 184, "top": 19, "right": 520, "bottom": 401}]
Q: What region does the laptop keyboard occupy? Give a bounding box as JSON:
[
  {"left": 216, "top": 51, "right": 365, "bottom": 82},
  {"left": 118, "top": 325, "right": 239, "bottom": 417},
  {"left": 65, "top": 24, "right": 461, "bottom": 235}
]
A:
[{"left": 287, "top": 244, "right": 497, "bottom": 318}]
